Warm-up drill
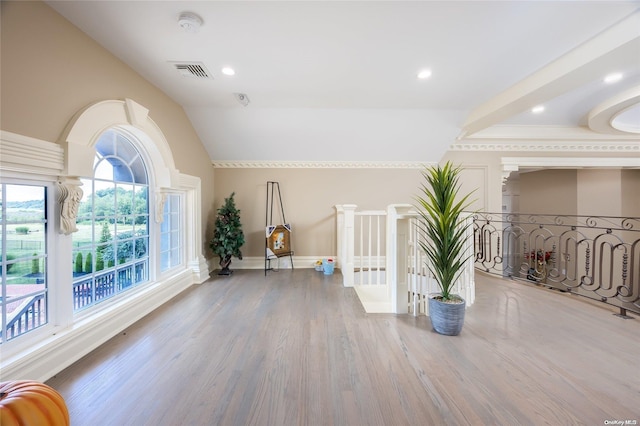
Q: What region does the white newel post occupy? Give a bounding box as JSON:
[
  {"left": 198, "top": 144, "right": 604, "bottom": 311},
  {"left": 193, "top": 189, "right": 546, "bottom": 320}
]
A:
[
  {"left": 456, "top": 214, "right": 476, "bottom": 306},
  {"left": 387, "top": 205, "right": 414, "bottom": 314},
  {"left": 335, "top": 204, "right": 344, "bottom": 272},
  {"left": 335, "top": 204, "right": 356, "bottom": 287}
]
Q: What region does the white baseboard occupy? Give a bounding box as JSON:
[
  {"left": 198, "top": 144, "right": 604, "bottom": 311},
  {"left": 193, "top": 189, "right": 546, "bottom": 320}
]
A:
[{"left": 215, "top": 255, "right": 335, "bottom": 271}]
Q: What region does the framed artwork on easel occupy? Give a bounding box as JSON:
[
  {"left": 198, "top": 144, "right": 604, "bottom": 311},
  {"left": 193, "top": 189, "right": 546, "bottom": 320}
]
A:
[{"left": 266, "top": 224, "right": 292, "bottom": 257}]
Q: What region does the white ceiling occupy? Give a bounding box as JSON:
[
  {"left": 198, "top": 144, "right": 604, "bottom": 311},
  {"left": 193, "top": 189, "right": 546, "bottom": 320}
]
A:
[{"left": 47, "top": 1, "right": 640, "bottom": 163}]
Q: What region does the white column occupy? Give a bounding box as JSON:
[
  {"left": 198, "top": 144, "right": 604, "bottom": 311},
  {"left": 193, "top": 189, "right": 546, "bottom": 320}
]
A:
[
  {"left": 54, "top": 178, "right": 81, "bottom": 328},
  {"left": 180, "top": 174, "right": 209, "bottom": 283}
]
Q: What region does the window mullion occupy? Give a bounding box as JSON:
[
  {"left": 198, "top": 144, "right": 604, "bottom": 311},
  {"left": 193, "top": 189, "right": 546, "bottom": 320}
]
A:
[{"left": 72, "top": 129, "right": 149, "bottom": 313}]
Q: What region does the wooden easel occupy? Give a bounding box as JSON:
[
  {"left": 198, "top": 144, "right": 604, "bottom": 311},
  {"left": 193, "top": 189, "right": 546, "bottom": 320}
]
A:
[{"left": 265, "top": 181, "right": 294, "bottom": 274}]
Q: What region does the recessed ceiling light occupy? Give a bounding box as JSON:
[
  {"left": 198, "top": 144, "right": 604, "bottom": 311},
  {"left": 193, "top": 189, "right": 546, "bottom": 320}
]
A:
[
  {"left": 221, "top": 67, "right": 235, "bottom": 76},
  {"left": 417, "top": 69, "right": 432, "bottom": 79},
  {"left": 604, "top": 72, "right": 623, "bottom": 84},
  {"left": 531, "top": 105, "right": 545, "bottom": 114}
]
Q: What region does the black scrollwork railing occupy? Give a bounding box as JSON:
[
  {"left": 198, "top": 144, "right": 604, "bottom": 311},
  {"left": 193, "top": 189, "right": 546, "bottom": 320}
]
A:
[{"left": 473, "top": 213, "right": 640, "bottom": 316}]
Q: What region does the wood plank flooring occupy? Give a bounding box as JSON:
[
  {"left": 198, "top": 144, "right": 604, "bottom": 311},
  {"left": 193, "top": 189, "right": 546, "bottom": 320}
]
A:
[{"left": 46, "top": 269, "right": 639, "bottom": 426}]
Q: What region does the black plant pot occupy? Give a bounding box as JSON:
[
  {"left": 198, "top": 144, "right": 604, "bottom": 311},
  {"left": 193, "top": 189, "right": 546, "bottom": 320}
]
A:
[
  {"left": 428, "top": 295, "right": 466, "bottom": 336},
  {"left": 218, "top": 266, "right": 233, "bottom": 275},
  {"left": 218, "top": 255, "right": 233, "bottom": 275}
]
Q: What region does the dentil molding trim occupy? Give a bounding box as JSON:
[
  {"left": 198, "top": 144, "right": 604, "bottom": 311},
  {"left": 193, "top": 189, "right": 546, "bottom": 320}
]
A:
[
  {"left": 212, "top": 161, "right": 430, "bottom": 169},
  {"left": 450, "top": 142, "right": 640, "bottom": 152}
]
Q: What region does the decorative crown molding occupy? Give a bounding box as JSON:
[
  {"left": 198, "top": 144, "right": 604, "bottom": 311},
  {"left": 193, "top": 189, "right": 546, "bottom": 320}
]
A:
[
  {"left": 211, "top": 161, "right": 429, "bottom": 169},
  {"left": 0, "top": 131, "right": 64, "bottom": 176},
  {"left": 450, "top": 142, "right": 640, "bottom": 153}
]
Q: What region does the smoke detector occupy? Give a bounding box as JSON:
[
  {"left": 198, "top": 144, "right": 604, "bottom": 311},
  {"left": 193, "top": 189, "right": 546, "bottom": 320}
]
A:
[
  {"left": 234, "top": 93, "right": 250, "bottom": 107},
  {"left": 178, "top": 12, "right": 203, "bottom": 33}
]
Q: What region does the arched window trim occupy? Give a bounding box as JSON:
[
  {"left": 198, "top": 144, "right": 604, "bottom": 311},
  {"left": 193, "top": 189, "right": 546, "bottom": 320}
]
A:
[
  {"left": 0, "top": 100, "right": 208, "bottom": 382},
  {"left": 61, "top": 98, "right": 179, "bottom": 189},
  {"left": 59, "top": 98, "right": 207, "bottom": 282}
]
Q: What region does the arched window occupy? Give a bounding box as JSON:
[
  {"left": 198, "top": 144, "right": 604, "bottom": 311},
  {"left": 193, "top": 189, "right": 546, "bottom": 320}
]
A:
[
  {"left": 0, "top": 99, "right": 208, "bottom": 380},
  {"left": 72, "top": 129, "right": 150, "bottom": 311}
]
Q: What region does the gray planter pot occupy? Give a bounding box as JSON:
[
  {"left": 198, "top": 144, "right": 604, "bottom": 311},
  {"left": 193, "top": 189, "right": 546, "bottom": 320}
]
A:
[{"left": 428, "top": 295, "right": 466, "bottom": 336}]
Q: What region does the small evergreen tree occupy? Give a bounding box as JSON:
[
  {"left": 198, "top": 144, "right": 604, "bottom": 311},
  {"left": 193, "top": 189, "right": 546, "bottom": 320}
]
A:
[
  {"left": 75, "top": 252, "right": 83, "bottom": 273},
  {"left": 98, "top": 222, "right": 113, "bottom": 268},
  {"left": 99, "top": 222, "right": 111, "bottom": 244},
  {"left": 210, "top": 192, "right": 245, "bottom": 275},
  {"left": 32, "top": 253, "right": 40, "bottom": 275},
  {"left": 84, "top": 252, "right": 93, "bottom": 273},
  {"left": 96, "top": 251, "right": 105, "bottom": 271},
  {"left": 6, "top": 254, "right": 16, "bottom": 273}
]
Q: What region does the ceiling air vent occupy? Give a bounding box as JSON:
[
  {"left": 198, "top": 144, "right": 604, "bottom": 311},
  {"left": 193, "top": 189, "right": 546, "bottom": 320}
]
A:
[{"left": 171, "top": 62, "right": 211, "bottom": 79}]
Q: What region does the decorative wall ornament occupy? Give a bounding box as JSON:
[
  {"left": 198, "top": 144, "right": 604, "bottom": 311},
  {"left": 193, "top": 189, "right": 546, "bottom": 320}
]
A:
[{"left": 57, "top": 178, "right": 83, "bottom": 235}]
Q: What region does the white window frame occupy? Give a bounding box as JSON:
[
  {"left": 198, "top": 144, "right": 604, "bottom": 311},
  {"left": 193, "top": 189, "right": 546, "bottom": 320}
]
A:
[
  {"left": 0, "top": 179, "right": 55, "bottom": 348},
  {"left": 0, "top": 98, "right": 208, "bottom": 382},
  {"left": 72, "top": 128, "right": 153, "bottom": 315},
  {"left": 159, "top": 192, "right": 185, "bottom": 274}
]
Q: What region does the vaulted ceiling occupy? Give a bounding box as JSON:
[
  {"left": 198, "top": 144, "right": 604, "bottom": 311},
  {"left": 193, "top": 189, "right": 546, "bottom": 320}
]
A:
[{"left": 47, "top": 1, "right": 640, "bottom": 163}]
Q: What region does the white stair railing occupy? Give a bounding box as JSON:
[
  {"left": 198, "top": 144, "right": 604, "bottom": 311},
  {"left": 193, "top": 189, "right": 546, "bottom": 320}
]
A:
[
  {"left": 355, "top": 209, "right": 387, "bottom": 285},
  {"left": 405, "top": 213, "right": 475, "bottom": 316},
  {"left": 335, "top": 204, "right": 356, "bottom": 287},
  {"left": 336, "top": 204, "right": 475, "bottom": 314}
]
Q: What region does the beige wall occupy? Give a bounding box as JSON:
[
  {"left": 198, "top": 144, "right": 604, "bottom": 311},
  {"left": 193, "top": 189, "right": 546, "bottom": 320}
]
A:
[
  {"left": 1, "top": 1, "right": 216, "bottom": 254},
  {"left": 213, "top": 167, "right": 424, "bottom": 258},
  {"left": 621, "top": 169, "right": 640, "bottom": 217},
  {"left": 445, "top": 149, "right": 640, "bottom": 217},
  {"left": 511, "top": 168, "right": 638, "bottom": 217},
  {"left": 520, "top": 170, "right": 578, "bottom": 215},
  {"left": 441, "top": 150, "right": 504, "bottom": 213},
  {"left": 577, "top": 169, "right": 623, "bottom": 217}
]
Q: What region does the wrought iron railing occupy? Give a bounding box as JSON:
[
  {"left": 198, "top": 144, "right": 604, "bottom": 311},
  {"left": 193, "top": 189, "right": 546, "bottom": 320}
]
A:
[{"left": 473, "top": 213, "right": 640, "bottom": 316}]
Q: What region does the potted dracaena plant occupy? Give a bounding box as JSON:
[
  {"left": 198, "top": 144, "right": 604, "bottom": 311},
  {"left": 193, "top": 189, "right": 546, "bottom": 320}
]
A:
[
  {"left": 210, "top": 192, "right": 245, "bottom": 275},
  {"left": 416, "top": 162, "right": 475, "bottom": 335}
]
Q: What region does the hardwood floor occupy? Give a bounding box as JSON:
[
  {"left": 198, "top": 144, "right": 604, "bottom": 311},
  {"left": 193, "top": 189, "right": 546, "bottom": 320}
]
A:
[{"left": 46, "top": 269, "right": 639, "bottom": 426}]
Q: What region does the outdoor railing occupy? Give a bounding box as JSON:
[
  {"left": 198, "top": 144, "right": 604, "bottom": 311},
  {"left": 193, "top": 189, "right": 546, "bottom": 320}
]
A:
[
  {"left": 0, "top": 261, "right": 149, "bottom": 342},
  {"left": 2, "top": 293, "right": 45, "bottom": 341},
  {"left": 73, "top": 262, "right": 147, "bottom": 311},
  {"left": 473, "top": 213, "right": 640, "bottom": 316}
]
